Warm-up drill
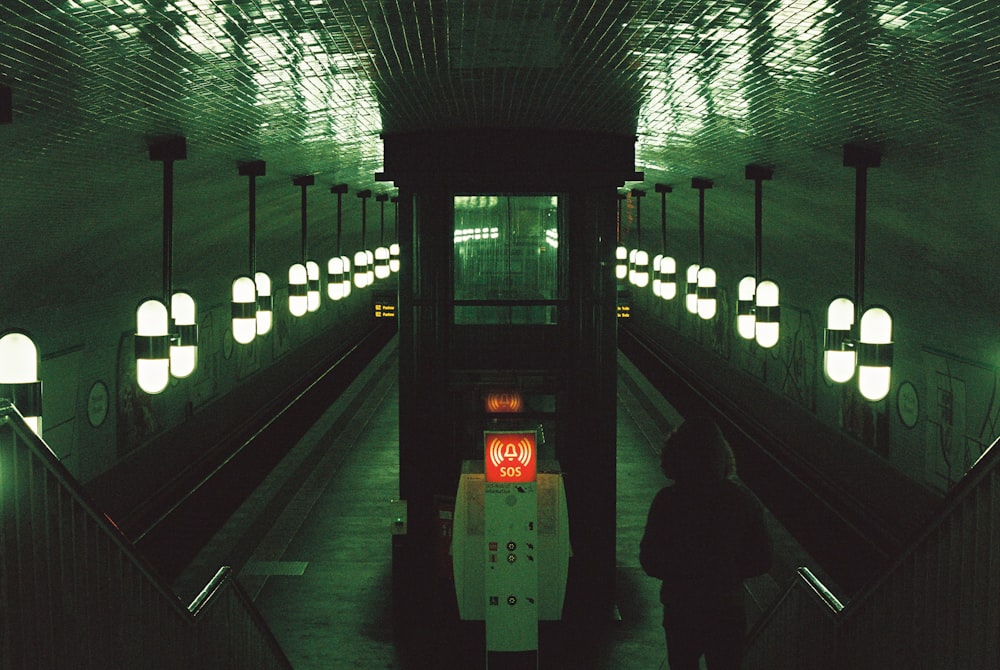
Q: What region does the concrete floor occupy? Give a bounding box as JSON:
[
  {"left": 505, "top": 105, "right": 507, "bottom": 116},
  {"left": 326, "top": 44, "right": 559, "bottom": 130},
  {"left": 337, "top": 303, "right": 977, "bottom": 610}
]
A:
[{"left": 173, "top": 336, "right": 828, "bottom": 669}]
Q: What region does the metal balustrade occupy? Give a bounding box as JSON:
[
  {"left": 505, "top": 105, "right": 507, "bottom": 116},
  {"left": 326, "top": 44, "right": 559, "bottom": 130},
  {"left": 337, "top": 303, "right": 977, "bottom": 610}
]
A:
[
  {"left": 745, "top": 434, "right": 1000, "bottom": 669},
  {"left": 0, "top": 401, "right": 292, "bottom": 670}
]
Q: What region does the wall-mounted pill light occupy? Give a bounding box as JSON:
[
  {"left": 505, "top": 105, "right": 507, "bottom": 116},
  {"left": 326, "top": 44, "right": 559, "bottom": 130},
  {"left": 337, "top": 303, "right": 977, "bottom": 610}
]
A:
[
  {"left": 654, "top": 184, "right": 677, "bottom": 301},
  {"left": 234, "top": 160, "right": 267, "bottom": 342},
  {"left": 374, "top": 193, "right": 391, "bottom": 280},
  {"left": 327, "top": 183, "right": 349, "bottom": 299},
  {"left": 135, "top": 298, "right": 171, "bottom": 394},
  {"left": 822, "top": 145, "right": 894, "bottom": 401},
  {"left": 354, "top": 189, "right": 373, "bottom": 288},
  {"left": 738, "top": 165, "right": 780, "bottom": 348},
  {"left": 0, "top": 330, "right": 43, "bottom": 436},
  {"left": 289, "top": 175, "right": 316, "bottom": 316},
  {"left": 628, "top": 189, "right": 649, "bottom": 288},
  {"left": 389, "top": 196, "right": 400, "bottom": 273},
  {"left": 136, "top": 136, "right": 198, "bottom": 392},
  {"left": 691, "top": 178, "right": 716, "bottom": 320}
]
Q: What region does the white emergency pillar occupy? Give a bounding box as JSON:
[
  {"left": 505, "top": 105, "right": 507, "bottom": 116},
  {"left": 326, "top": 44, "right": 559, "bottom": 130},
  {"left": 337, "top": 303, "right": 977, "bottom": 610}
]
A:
[{"left": 452, "top": 432, "right": 570, "bottom": 669}]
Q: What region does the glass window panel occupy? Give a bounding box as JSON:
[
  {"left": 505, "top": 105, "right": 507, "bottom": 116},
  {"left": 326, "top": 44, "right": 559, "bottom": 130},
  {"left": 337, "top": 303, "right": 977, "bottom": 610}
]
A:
[{"left": 453, "top": 195, "right": 562, "bottom": 325}]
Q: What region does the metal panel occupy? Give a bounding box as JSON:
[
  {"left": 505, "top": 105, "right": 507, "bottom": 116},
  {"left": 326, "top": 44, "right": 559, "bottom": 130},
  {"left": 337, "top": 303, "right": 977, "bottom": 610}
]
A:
[
  {"left": 0, "top": 403, "right": 291, "bottom": 670},
  {"left": 745, "top": 435, "right": 1000, "bottom": 668}
]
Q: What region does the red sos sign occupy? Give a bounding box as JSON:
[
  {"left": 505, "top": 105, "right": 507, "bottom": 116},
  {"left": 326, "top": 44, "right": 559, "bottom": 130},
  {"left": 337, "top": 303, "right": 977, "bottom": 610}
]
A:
[{"left": 485, "top": 432, "right": 537, "bottom": 483}]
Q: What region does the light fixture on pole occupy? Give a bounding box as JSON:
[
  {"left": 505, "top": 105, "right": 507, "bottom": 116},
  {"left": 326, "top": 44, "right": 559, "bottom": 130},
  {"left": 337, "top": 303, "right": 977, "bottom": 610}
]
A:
[
  {"left": 389, "top": 195, "right": 400, "bottom": 273},
  {"left": 375, "top": 193, "right": 391, "bottom": 280},
  {"left": 823, "top": 144, "right": 893, "bottom": 401},
  {"left": 288, "top": 175, "right": 316, "bottom": 316},
  {"left": 691, "top": 178, "right": 716, "bottom": 320},
  {"left": 233, "top": 161, "right": 266, "bottom": 344},
  {"left": 737, "top": 165, "right": 780, "bottom": 348},
  {"left": 354, "top": 189, "right": 373, "bottom": 288},
  {"left": 628, "top": 189, "right": 649, "bottom": 288},
  {"left": 136, "top": 136, "right": 197, "bottom": 393},
  {"left": 615, "top": 192, "right": 628, "bottom": 281},
  {"left": 328, "top": 183, "right": 349, "bottom": 300},
  {"left": 654, "top": 184, "right": 676, "bottom": 300},
  {"left": 0, "top": 329, "right": 42, "bottom": 436}
]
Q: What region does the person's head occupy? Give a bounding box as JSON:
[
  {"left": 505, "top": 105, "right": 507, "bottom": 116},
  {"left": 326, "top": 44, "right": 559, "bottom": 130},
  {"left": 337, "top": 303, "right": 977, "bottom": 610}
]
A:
[{"left": 660, "top": 415, "right": 736, "bottom": 484}]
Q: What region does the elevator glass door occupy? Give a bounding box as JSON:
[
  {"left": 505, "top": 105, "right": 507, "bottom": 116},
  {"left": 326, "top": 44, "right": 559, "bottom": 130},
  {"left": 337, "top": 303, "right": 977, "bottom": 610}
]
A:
[{"left": 453, "top": 194, "right": 564, "bottom": 326}]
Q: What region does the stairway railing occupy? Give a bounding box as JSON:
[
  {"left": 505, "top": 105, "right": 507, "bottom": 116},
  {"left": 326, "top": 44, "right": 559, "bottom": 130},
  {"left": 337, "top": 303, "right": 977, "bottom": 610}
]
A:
[
  {"left": 744, "top": 433, "right": 1000, "bottom": 669},
  {"left": 0, "top": 401, "right": 292, "bottom": 670}
]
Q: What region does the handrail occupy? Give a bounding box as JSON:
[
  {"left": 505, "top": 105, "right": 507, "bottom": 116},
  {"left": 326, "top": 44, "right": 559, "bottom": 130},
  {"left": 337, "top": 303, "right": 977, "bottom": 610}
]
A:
[
  {"left": 742, "top": 567, "right": 843, "bottom": 670},
  {"left": 188, "top": 566, "right": 293, "bottom": 670},
  {"left": 0, "top": 401, "right": 191, "bottom": 620},
  {"left": 798, "top": 566, "right": 844, "bottom": 614},
  {"left": 743, "top": 567, "right": 842, "bottom": 649},
  {"left": 1, "top": 402, "right": 293, "bottom": 670},
  {"left": 839, "top": 432, "right": 1000, "bottom": 618},
  {"left": 744, "top": 432, "right": 1000, "bottom": 668},
  {"left": 189, "top": 566, "right": 234, "bottom": 617}
]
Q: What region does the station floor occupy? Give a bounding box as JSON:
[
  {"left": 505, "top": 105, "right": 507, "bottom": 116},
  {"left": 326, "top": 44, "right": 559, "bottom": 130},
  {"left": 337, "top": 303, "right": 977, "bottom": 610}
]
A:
[{"left": 172, "top": 335, "right": 831, "bottom": 669}]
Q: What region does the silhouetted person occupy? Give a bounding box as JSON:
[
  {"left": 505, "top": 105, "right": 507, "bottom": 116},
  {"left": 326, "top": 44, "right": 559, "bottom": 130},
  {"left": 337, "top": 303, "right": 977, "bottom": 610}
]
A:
[{"left": 640, "top": 416, "right": 772, "bottom": 670}]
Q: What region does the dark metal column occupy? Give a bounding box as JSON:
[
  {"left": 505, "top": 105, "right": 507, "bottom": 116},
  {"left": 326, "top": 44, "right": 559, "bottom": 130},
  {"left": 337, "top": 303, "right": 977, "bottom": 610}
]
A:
[{"left": 561, "top": 187, "right": 619, "bottom": 626}]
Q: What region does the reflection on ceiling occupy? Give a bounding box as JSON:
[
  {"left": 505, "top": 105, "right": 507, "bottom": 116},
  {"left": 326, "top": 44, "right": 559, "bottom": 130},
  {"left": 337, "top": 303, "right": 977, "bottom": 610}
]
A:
[
  {"left": 3, "top": 0, "right": 996, "bottom": 186},
  {"left": 0, "top": 0, "right": 998, "bottom": 350}
]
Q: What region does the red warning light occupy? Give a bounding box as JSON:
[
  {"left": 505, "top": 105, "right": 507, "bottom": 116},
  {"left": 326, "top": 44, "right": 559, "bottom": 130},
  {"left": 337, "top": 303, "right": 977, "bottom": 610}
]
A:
[
  {"left": 484, "top": 391, "right": 524, "bottom": 413},
  {"left": 484, "top": 431, "right": 537, "bottom": 483}
]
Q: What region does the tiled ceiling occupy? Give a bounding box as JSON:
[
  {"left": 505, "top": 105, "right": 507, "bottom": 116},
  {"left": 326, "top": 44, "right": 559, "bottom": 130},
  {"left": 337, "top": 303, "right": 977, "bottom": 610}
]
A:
[
  {"left": 4, "top": 0, "right": 996, "bottom": 183},
  {"left": 1, "top": 1, "right": 998, "bottom": 354}
]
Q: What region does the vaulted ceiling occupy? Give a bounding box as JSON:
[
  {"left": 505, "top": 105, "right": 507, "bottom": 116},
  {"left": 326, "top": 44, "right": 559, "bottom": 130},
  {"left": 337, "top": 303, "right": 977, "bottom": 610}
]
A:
[{"left": 1, "top": 1, "right": 998, "bottom": 361}]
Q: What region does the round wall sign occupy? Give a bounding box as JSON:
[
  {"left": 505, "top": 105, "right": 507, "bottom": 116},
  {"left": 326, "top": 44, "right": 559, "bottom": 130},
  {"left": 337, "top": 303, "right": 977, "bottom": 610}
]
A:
[
  {"left": 87, "top": 381, "right": 109, "bottom": 428},
  {"left": 896, "top": 381, "right": 919, "bottom": 429}
]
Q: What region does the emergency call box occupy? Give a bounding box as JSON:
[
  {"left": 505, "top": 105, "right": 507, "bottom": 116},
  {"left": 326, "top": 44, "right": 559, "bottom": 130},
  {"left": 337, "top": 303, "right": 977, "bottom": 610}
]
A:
[
  {"left": 484, "top": 431, "right": 537, "bottom": 483},
  {"left": 452, "top": 460, "right": 571, "bottom": 624},
  {"left": 484, "top": 479, "right": 538, "bottom": 652}
]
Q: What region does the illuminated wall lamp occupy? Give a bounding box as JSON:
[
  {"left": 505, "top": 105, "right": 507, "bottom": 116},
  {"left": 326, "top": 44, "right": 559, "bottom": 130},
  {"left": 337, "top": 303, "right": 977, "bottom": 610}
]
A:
[
  {"left": 328, "top": 183, "right": 349, "bottom": 299},
  {"left": 824, "top": 296, "right": 856, "bottom": 382},
  {"left": 288, "top": 175, "right": 316, "bottom": 316},
  {"left": 629, "top": 189, "right": 649, "bottom": 288},
  {"left": 754, "top": 281, "right": 781, "bottom": 349},
  {"left": 390, "top": 243, "right": 401, "bottom": 273},
  {"left": 389, "top": 196, "right": 400, "bottom": 273},
  {"left": 340, "top": 254, "right": 353, "bottom": 296},
  {"left": 234, "top": 161, "right": 267, "bottom": 342},
  {"left": 616, "top": 245, "right": 628, "bottom": 280},
  {"left": 696, "top": 266, "right": 717, "bottom": 320},
  {"left": 738, "top": 165, "right": 780, "bottom": 348},
  {"left": 136, "top": 298, "right": 170, "bottom": 394},
  {"left": 654, "top": 184, "right": 677, "bottom": 301},
  {"left": 374, "top": 193, "right": 391, "bottom": 280},
  {"left": 306, "top": 260, "right": 321, "bottom": 312},
  {"left": 255, "top": 271, "right": 272, "bottom": 334},
  {"left": 136, "top": 136, "right": 198, "bottom": 392},
  {"left": 692, "top": 178, "right": 716, "bottom": 320},
  {"left": 858, "top": 306, "right": 893, "bottom": 402},
  {"left": 822, "top": 144, "right": 893, "bottom": 402},
  {"left": 685, "top": 263, "right": 700, "bottom": 314},
  {"left": 737, "top": 276, "right": 757, "bottom": 339},
  {"left": 231, "top": 276, "right": 257, "bottom": 344},
  {"left": 0, "top": 330, "right": 43, "bottom": 436},
  {"left": 170, "top": 291, "right": 198, "bottom": 378},
  {"left": 652, "top": 254, "right": 663, "bottom": 297},
  {"left": 288, "top": 263, "right": 308, "bottom": 317},
  {"left": 328, "top": 256, "right": 346, "bottom": 300},
  {"left": 354, "top": 189, "right": 372, "bottom": 288},
  {"left": 615, "top": 192, "right": 628, "bottom": 280}
]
